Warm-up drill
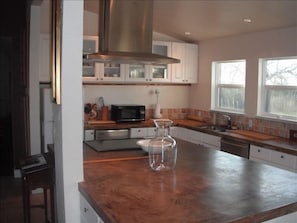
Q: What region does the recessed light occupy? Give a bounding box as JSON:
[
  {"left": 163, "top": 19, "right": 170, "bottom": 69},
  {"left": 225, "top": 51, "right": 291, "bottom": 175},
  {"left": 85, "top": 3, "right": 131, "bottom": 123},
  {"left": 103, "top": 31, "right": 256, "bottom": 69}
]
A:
[
  {"left": 243, "top": 18, "right": 252, "bottom": 23},
  {"left": 185, "top": 32, "right": 191, "bottom": 35}
]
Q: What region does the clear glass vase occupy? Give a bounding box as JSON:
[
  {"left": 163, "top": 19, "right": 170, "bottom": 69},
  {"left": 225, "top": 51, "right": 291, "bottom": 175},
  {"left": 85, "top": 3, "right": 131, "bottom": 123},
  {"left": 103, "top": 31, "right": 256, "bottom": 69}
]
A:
[{"left": 148, "top": 119, "right": 177, "bottom": 171}]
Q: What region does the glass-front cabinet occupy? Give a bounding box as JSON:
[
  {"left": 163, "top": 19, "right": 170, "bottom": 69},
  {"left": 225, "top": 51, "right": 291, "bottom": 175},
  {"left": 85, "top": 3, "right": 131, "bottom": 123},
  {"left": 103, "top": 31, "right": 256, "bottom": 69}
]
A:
[
  {"left": 82, "top": 36, "right": 98, "bottom": 81},
  {"left": 151, "top": 41, "right": 171, "bottom": 82},
  {"left": 94, "top": 63, "right": 125, "bottom": 82},
  {"left": 82, "top": 36, "right": 198, "bottom": 84},
  {"left": 125, "top": 41, "right": 172, "bottom": 83},
  {"left": 125, "top": 64, "right": 149, "bottom": 82}
]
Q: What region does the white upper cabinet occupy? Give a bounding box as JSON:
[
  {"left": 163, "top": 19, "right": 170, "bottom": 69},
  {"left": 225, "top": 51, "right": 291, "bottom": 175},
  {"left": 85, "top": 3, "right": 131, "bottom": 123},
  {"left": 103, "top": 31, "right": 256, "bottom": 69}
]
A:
[
  {"left": 171, "top": 42, "right": 198, "bottom": 83},
  {"left": 82, "top": 36, "right": 99, "bottom": 82},
  {"left": 83, "top": 36, "right": 126, "bottom": 83},
  {"left": 94, "top": 63, "right": 126, "bottom": 82},
  {"left": 125, "top": 64, "right": 151, "bottom": 82},
  {"left": 82, "top": 36, "right": 198, "bottom": 84},
  {"left": 39, "top": 34, "right": 51, "bottom": 82},
  {"left": 151, "top": 41, "right": 172, "bottom": 83},
  {"left": 125, "top": 41, "right": 172, "bottom": 83}
]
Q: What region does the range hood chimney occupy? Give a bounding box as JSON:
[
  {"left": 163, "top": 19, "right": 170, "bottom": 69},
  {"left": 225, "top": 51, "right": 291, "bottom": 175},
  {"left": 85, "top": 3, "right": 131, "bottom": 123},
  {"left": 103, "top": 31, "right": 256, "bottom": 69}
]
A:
[{"left": 85, "top": 0, "right": 180, "bottom": 65}]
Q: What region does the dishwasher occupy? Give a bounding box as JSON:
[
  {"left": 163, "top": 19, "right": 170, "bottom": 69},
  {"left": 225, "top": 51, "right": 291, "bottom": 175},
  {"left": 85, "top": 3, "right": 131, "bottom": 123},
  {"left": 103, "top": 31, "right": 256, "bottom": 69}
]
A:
[{"left": 220, "top": 137, "right": 250, "bottom": 159}]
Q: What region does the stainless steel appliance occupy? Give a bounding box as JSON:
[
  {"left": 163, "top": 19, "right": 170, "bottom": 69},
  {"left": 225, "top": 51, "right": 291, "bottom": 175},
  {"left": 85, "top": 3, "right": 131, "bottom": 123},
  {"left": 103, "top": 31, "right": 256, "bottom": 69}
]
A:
[
  {"left": 84, "top": 129, "right": 142, "bottom": 152},
  {"left": 85, "top": 0, "right": 180, "bottom": 65},
  {"left": 111, "top": 104, "right": 145, "bottom": 123},
  {"left": 221, "top": 137, "right": 250, "bottom": 159}
]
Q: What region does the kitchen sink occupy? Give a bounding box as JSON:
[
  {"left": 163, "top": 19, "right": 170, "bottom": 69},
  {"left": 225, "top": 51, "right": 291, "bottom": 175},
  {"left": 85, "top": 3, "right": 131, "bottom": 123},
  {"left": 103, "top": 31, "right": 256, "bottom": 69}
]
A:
[{"left": 198, "top": 125, "right": 228, "bottom": 132}]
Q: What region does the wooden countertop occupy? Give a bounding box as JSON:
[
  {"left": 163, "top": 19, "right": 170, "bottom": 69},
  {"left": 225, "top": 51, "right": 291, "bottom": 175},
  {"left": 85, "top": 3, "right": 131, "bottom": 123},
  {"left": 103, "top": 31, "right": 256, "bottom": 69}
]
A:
[
  {"left": 79, "top": 140, "right": 297, "bottom": 223},
  {"left": 84, "top": 118, "right": 297, "bottom": 155}
]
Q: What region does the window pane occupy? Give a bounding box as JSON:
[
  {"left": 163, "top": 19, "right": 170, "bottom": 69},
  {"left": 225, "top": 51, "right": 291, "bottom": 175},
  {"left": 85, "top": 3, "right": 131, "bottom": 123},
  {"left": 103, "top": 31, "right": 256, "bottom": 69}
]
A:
[
  {"left": 264, "top": 58, "right": 297, "bottom": 86},
  {"left": 218, "top": 61, "right": 246, "bottom": 85},
  {"left": 265, "top": 88, "right": 297, "bottom": 118},
  {"left": 218, "top": 87, "right": 245, "bottom": 111}
]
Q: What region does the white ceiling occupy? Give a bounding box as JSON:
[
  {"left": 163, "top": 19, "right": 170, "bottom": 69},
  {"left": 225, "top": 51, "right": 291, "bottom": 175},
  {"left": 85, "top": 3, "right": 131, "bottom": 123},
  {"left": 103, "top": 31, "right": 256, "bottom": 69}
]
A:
[{"left": 84, "top": 0, "right": 297, "bottom": 43}]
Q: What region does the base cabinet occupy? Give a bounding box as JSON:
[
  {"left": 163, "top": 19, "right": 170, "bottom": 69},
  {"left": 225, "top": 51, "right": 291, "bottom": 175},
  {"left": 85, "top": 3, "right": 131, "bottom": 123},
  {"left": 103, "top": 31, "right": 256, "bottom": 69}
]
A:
[
  {"left": 130, "top": 127, "right": 157, "bottom": 138},
  {"left": 171, "top": 127, "right": 220, "bottom": 150},
  {"left": 80, "top": 195, "right": 104, "bottom": 223},
  {"left": 250, "top": 145, "right": 297, "bottom": 172}
]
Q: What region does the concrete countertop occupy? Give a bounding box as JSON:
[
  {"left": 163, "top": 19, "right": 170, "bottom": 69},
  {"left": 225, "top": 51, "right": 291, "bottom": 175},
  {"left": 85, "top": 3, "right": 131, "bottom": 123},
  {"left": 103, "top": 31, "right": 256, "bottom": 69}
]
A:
[{"left": 79, "top": 140, "right": 297, "bottom": 223}]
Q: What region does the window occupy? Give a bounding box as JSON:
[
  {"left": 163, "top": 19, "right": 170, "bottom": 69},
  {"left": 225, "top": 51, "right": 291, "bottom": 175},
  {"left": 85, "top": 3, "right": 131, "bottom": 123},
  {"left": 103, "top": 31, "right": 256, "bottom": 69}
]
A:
[
  {"left": 258, "top": 57, "right": 297, "bottom": 121},
  {"left": 211, "top": 60, "right": 246, "bottom": 113}
]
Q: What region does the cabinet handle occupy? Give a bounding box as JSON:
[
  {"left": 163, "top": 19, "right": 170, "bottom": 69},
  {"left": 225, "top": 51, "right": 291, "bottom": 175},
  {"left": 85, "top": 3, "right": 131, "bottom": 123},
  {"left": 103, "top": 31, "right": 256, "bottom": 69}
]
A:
[
  {"left": 257, "top": 149, "right": 261, "bottom": 153},
  {"left": 281, "top": 155, "right": 284, "bottom": 159},
  {"left": 84, "top": 207, "right": 88, "bottom": 213}
]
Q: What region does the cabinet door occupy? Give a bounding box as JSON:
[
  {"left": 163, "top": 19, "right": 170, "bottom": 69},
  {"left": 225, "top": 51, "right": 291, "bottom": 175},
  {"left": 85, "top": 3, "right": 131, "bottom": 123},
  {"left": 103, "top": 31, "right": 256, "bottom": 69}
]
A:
[
  {"left": 147, "top": 127, "right": 157, "bottom": 138},
  {"left": 82, "top": 36, "right": 98, "bottom": 81},
  {"left": 250, "top": 145, "right": 271, "bottom": 162},
  {"left": 125, "top": 64, "right": 151, "bottom": 82},
  {"left": 151, "top": 41, "right": 172, "bottom": 83},
  {"left": 184, "top": 43, "right": 198, "bottom": 83},
  {"left": 250, "top": 145, "right": 297, "bottom": 172},
  {"left": 94, "top": 63, "right": 125, "bottom": 82},
  {"left": 130, "top": 128, "right": 147, "bottom": 138},
  {"left": 171, "top": 42, "right": 184, "bottom": 83},
  {"left": 199, "top": 132, "right": 220, "bottom": 150},
  {"left": 80, "top": 195, "right": 101, "bottom": 223},
  {"left": 171, "top": 42, "right": 198, "bottom": 84},
  {"left": 270, "top": 151, "right": 297, "bottom": 172},
  {"left": 39, "top": 34, "right": 51, "bottom": 82}
]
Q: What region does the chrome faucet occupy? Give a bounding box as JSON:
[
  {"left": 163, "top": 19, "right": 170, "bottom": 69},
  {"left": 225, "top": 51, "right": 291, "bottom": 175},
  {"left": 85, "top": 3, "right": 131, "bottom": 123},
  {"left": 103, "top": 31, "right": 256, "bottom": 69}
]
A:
[{"left": 223, "top": 115, "right": 232, "bottom": 129}]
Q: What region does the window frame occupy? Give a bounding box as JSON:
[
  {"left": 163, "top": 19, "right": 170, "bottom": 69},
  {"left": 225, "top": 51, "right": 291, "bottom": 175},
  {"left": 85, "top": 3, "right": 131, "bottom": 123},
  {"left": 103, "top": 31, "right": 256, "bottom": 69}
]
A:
[
  {"left": 211, "top": 59, "right": 246, "bottom": 114},
  {"left": 258, "top": 56, "right": 297, "bottom": 122}
]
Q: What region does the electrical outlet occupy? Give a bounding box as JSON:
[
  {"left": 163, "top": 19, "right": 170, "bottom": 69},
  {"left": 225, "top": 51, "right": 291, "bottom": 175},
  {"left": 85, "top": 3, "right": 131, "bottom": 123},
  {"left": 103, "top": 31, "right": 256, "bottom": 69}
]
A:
[{"left": 248, "top": 119, "right": 253, "bottom": 128}]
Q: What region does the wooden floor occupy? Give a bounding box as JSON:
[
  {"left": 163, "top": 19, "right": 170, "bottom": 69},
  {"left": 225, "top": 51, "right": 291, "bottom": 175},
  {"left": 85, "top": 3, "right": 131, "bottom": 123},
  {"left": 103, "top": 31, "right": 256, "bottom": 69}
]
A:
[{"left": 0, "top": 176, "right": 49, "bottom": 223}]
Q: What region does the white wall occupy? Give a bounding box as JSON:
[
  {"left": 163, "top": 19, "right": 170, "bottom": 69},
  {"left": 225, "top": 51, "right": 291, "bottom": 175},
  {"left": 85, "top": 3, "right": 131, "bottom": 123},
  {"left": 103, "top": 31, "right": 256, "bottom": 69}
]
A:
[
  {"left": 29, "top": 5, "right": 41, "bottom": 155},
  {"left": 190, "top": 26, "right": 297, "bottom": 117},
  {"left": 53, "top": 1, "right": 84, "bottom": 222},
  {"left": 83, "top": 85, "right": 191, "bottom": 110},
  {"left": 83, "top": 10, "right": 98, "bottom": 36}
]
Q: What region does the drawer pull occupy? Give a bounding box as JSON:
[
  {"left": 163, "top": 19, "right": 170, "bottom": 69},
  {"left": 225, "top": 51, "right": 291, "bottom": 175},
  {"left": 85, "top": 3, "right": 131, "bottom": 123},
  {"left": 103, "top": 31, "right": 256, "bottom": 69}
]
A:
[
  {"left": 281, "top": 155, "right": 284, "bottom": 159},
  {"left": 84, "top": 207, "right": 88, "bottom": 213},
  {"left": 257, "top": 149, "right": 261, "bottom": 153}
]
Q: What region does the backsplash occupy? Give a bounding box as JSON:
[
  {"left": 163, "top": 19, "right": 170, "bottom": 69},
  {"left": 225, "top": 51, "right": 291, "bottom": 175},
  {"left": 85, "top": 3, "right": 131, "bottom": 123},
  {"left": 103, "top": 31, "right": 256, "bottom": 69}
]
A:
[
  {"left": 190, "top": 109, "right": 297, "bottom": 139},
  {"left": 146, "top": 108, "right": 190, "bottom": 120},
  {"left": 86, "top": 106, "right": 296, "bottom": 139}
]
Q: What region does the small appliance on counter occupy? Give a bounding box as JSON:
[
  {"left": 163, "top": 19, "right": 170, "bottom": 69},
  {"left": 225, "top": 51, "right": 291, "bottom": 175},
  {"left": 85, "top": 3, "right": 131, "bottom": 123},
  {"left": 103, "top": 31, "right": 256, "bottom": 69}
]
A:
[{"left": 111, "top": 104, "right": 145, "bottom": 123}]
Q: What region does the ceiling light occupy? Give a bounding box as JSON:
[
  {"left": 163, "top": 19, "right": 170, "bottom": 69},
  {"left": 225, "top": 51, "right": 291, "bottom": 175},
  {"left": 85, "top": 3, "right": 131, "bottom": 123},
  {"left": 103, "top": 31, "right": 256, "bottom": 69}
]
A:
[
  {"left": 243, "top": 18, "right": 252, "bottom": 23},
  {"left": 185, "top": 32, "right": 191, "bottom": 35}
]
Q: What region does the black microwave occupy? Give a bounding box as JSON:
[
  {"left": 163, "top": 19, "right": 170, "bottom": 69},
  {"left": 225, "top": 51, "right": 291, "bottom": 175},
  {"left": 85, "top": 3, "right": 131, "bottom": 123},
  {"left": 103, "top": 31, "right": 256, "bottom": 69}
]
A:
[{"left": 111, "top": 104, "right": 145, "bottom": 123}]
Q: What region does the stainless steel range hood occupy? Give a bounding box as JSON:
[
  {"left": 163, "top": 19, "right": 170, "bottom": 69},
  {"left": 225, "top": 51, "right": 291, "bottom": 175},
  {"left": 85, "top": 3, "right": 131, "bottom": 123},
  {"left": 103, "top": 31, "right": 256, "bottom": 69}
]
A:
[{"left": 85, "top": 0, "right": 180, "bottom": 65}]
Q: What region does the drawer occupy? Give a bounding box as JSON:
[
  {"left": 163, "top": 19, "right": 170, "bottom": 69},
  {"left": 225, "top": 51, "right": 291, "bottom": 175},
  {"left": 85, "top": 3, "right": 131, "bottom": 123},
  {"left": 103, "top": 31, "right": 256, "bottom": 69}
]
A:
[
  {"left": 84, "top": 130, "right": 95, "bottom": 141},
  {"left": 250, "top": 145, "right": 270, "bottom": 161},
  {"left": 146, "top": 127, "right": 157, "bottom": 138},
  {"left": 130, "top": 128, "right": 147, "bottom": 138},
  {"left": 270, "top": 151, "right": 297, "bottom": 170}
]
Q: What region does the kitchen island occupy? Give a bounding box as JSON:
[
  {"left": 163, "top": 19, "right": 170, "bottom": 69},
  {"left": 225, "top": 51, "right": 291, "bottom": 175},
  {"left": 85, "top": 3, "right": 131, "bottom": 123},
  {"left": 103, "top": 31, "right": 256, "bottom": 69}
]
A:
[{"left": 79, "top": 140, "right": 297, "bottom": 223}]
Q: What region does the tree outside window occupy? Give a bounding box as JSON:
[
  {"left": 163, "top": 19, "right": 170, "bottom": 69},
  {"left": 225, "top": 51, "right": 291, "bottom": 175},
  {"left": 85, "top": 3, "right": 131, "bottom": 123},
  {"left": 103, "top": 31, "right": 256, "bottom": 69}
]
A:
[
  {"left": 259, "top": 57, "right": 297, "bottom": 121},
  {"left": 212, "top": 60, "right": 246, "bottom": 113}
]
